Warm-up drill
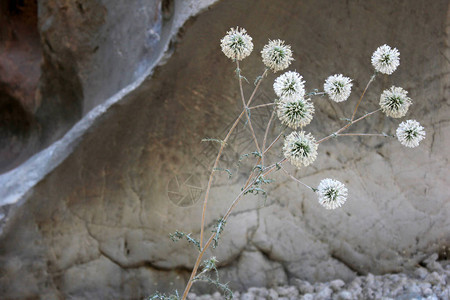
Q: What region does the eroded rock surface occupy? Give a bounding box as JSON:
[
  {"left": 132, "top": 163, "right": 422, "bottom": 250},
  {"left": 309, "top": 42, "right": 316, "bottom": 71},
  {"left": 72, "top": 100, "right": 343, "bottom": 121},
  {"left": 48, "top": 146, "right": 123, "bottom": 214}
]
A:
[{"left": 0, "top": 0, "right": 449, "bottom": 299}]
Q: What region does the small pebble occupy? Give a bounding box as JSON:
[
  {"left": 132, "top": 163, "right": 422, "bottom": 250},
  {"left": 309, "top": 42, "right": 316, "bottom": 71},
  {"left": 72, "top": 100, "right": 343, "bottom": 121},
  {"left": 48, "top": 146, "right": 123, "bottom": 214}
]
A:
[
  {"left": 329, "top": 279, "right": 345, "bottom": 291},
  {"left": 336, "top": 290, "right": 353, "bottom": 300}
]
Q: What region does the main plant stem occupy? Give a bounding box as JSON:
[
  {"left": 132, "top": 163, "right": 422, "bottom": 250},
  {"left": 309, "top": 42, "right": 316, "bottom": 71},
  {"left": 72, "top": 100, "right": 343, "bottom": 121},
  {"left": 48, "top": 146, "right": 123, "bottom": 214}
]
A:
[
  {"left": 199, "top": 68, "right": 268, "bottom": 250},
  {"left": 182, "top": 158, "right": 280, "bottom": 300},
  {"left": 185, "top": 67, "right": 272, "bottom": 299}
]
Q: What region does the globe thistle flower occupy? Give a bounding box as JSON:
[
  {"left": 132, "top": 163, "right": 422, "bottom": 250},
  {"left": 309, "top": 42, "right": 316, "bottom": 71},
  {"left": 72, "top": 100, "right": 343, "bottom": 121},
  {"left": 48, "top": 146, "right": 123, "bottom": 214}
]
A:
[
  {"left": 396, "top": 120, "right": 426, "bottom": 148},
  {"left": 220, "top": 27, "right": 253, "bottom": 61},
  {"left": 379, "top": 86, "right": 412, "bottom": 118},
  {"left": 371, "top": 44, "right": 400, "bottom": 75},
  {"left": 273, "top": 71, "right": 305, "bottom": 98},
  {"left": 277, "top": 96, "right": 314, "bottom": 129},
  {"left": 283, "top": 131, "right": 318, "bottom": 168},
  {"left": 324, "top": 74, "right": 353, "bottom": 102},
  {"left": 317, "top": 178, "right": 348, "bottom": 210},
  {"left": 261, "top": 39, "right": 294, "bottom": 72}
]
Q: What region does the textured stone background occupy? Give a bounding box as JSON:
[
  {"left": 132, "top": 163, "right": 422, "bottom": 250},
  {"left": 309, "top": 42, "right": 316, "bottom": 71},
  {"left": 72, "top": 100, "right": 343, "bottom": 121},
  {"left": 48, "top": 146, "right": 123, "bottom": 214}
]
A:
[{"left": 0, "top": 0, "right": 449, "bottom": 299}]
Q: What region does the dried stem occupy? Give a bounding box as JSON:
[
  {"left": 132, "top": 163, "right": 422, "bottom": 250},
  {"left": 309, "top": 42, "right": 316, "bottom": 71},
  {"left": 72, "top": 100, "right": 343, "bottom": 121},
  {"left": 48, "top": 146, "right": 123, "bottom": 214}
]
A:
[
  {"left": 224, "top": 158, "right": 287, "bottom": 223},
  {"left": 182, "top": 160, "right": 267, "bottom": 300},
  {"left": 181, "top": 230, "right": 216, "bottom": 300},
  {"left": 199, "top": 68, "right": 267, "bottom": 249},
  {"left": 236, "top": 61, "right": 247, "bottom": 107},
  {"left": 246, "top": 117, "right": 262, "bottom": 154},
  {"left": 353, "top": 108, "right": 381, "bottom": 123},
  {"left": 249, "top": 103, "right": 276, "bottom": 110},
  {"left": 199, "top": 110, "right": 244, "bottom": 247},
  {"left": 243, "top": 127, "right": 284, "bottom": 193},
  {"left": 307, "top": 91, "right": 326, "bottom": 97},
  {"left": 280, "top": 166, "right": 315, "bottom": 191},
  {"left": 317, "top": 108, "right": 381, "bottom": 144},
  {"left": 337, "top": 132, "right": 391, "bottom": 137},
  {"left": 183, "top": 100, "right": 283, "bottom": 300},
  {"left": 237, "top": 60, "right": 262, "bottom": 155},
  {"left": 264, "top": 129, "right": 285, "bottom": 155},
  {"left": 351, "top": 73, "right": 376, "bottom": 121},
  {"left": 248, "top": 69, "right": 268, "bottom": 106},
  {"left": 261, "top": 110, "right": 275, "bottom": 166},
  {"left": 263, "top": 157, "right": 287, "bottom": 173}
]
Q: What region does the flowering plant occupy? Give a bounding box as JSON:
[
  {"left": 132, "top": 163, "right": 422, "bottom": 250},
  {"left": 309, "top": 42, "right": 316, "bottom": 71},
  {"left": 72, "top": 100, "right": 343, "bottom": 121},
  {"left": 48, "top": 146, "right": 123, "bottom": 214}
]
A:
[{"left": 150, "top": 28, "right": 425, "bottom": 300}]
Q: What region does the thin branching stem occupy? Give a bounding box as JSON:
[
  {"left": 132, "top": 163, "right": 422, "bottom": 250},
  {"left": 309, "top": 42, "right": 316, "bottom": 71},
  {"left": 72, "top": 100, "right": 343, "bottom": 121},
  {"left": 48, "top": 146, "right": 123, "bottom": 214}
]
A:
[
  {"left": 263, "top": 157, "right": 287, "bottom": 174},
  {"left": 199, "top": 110, "right": 244, "bottom": 247},
  {"left": 337, "top": 133, "right": 391, "bottom": 137},
  {"left": 236, "top": 61, "right": 247, "bottom": 107},
  {"left": 182, "top": 167, "right": 260, "bottom": 300},
  {"left": 222, "top": 181, "right": 254, "bottom": 221},
  {"left": 261, "top": 110, "right": 275, "bottom": 166},
  {"left": 242, "top": 111, "right": 279, "bottom": 195},
  {"left": 248, "top": 69, "right": 269, "bottom": 106},
  {"left": 237, "top": 61, "right": 262, "bottom": 155},
  {"left": 246, "top": 118, "right": 262, "bottom": 154},
  {"left": 280, "top": 166, "right": 315, "bottom": 192},
  {"left": 183, "top": 136, "right": 288, "bottom": 299},
  {"left": 220, "top": 158, "right": 286, "bottom": 228},
  {"left": 316, "top": 108, "right": 381, "bottom": 144},
  {"left": 351, "top": 72, "right": 377, "bottom": 121},
  {"left": 264, "top": 129, "right": 285, "bottom": 155},
  {"left": 352, "top": 108, "right": 381, "bottom": 123},
  {"left": 181, "top": 230, "right": 216, "bottom": 299},
  {"left": 199, "top": 68, "right": 268, "bottom": 248},
  {"left": 307, "top": 91, "right": 326, "bottom": 97},
  {"left": 242, "top": 127, "right": 284, "bottom": 192},
  {"left": 249, "top": 103, "right": 276, "bottom": 110}
]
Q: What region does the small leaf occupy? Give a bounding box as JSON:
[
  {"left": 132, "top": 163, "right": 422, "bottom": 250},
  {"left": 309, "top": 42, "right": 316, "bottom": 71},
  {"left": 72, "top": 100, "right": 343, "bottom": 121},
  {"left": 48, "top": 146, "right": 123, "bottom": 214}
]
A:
[
  {"left": 169, "top": 231, "right": 200, "bottom": 251},
  {"left": 214, "top": 167, "right": 232, "bottom": 179},
  {"left": 202, "top": 138, "right": 227, "bottom": 146},
  {"left": 240, "top": 75, "right": 249, "bottom": 84},
  {"left": 212, "top": 219, "right": 226, "bottom": 249},
  {"left": 254, "top": 75, "right": 263, "bottom": 86}
]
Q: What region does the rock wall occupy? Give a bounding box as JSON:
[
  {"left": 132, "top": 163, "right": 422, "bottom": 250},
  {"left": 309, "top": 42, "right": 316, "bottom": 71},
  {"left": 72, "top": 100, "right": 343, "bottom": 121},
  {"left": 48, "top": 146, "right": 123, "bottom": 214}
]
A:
[
  {"left": 0, "top": 0, "right": 171, "bottom": 173},
  {"left": 0, "top": 0, "right": 449, "bottom": 299}
]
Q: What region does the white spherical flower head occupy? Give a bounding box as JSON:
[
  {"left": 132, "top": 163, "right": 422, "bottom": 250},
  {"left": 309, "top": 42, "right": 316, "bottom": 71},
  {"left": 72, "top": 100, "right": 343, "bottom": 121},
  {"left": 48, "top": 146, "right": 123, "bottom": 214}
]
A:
[
  {"left": 371, "top": 44, "right": 400, "bottom": 75},
  {"left": 283, "top": 131, "right": 318, "bottom": 168},
  {"left": 261, "top": 39, "right": 294, "bottom": 72},
  {"left": 220, "top": 27, "right": 253, "bottom": 61},
  {"left": 396, "top": 120, "right": 426, "bottom": 148},
  {"left": 379, "top": 86, "right": 412, "bottom": 118},
  {"left": 324, "top": 74, "right": 353, "bottom": 102},
  {"left": 317, "top": 178, "right": 348, "bottom": 210},
  {"left": 277, "top": 96, "right": 314, "bottom": 129},
  {"left": 273, "top": 71, "right": 305, "bottom": 98}
]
